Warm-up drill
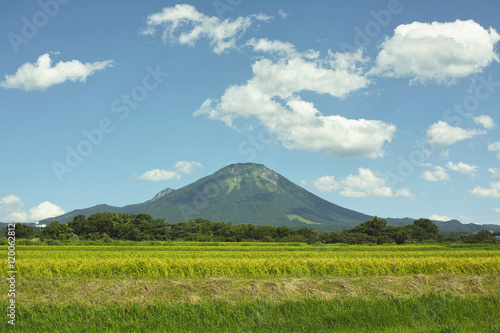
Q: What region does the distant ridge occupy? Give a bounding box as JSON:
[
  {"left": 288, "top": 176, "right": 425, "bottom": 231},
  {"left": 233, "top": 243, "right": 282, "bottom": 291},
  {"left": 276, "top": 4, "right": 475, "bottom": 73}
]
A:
[{"left": 41, "top": 163, "right": 500, "bottom": 232}]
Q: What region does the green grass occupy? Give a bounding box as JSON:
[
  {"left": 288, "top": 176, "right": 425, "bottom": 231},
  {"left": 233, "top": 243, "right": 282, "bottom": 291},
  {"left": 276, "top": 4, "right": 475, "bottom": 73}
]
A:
[{"left": 3, "top": 294, "right": 499, "bottom": 333}]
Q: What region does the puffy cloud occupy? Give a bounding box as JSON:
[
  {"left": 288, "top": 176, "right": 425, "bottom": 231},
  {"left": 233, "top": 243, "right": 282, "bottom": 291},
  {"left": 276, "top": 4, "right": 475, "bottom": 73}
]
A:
[
  {"left": 426, "top": 121, "right": 485, "bottom": 147},
  {"left": 313, "top": 168, "right": 414, "bottom": 199},
  {"left": 28, "top": 202, "right": 66, "bottom": 221},
  {"left": 0, "top": 53, "right": 113, "bottom": 91},
  {"left": 395, "top": 188, "right": 416, "bottom": 200},
  {"left": 312, "top": 176, "right": 338, "bottom": 192},
  {"left": 0, "top": 194, "right": 23, "bottom": 211},
  {"left": 371, "top": 20, "right": 500, "bottom": 85},
  {"left": 139, "top": 161, "right": 203, "bottom": 182},
  {"left": 142, "top": 4, "right": 270, "bottom": 54},
  {"left": 174, "top": 161, "right": 203, "bottom": 174},
  {"left": 339, "top": 168, "right": 393, "bottom": 198},
  {"left": 488, "top": 141, "right": 500, "bottom": 158},
  {"left": 470, "top": 183, "right": 500, "bottom": 198},
  {"left": 0, "top": 195, "right": 65, "bottom": 222},
  {"left": 470, "top": 168, "right": 500, "bottom": 198},
  {"left": 196, "top": 50, "right": 396, "bottom": 158},
  {"left": 139, "top": 169, "right": 181, "bottom": 182},
  {"left": 429, "top": 214, "right": 453, "bottom": 221},
  {"left": 5, "top": 211, "right": 29, "bottom": 223},
  {"left": 473, "top": 115, "right": 496, "bottom": 130},
  {"left": 422, "top": 166, "right": 450, "bottom": 182},
  {"left": 446, "top": 161, "right": 479, "bottom": 177}
]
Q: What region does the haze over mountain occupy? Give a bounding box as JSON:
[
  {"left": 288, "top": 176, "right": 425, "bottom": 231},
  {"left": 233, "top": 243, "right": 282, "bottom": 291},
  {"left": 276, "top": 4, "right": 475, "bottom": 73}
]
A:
[{"left": 42, "top": 163, "right": 500, "bottom": 232}]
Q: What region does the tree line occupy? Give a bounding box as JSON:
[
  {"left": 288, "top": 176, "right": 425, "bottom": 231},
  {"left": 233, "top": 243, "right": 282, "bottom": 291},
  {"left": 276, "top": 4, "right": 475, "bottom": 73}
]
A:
[{"left": 3, "top": 213, "right": 500, "bottom": 244}]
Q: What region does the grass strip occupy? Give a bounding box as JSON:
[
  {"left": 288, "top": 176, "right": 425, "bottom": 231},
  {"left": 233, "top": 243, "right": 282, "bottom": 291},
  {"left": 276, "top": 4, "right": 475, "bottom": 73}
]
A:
[{"left": 2, "top": 294, "right": 499, "bottom": 333}]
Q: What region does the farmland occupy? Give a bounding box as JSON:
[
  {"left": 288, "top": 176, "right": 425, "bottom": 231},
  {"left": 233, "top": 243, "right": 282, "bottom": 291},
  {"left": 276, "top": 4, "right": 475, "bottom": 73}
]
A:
[{"left": 3, "top": 242, "right": 500, "bottom": 332}]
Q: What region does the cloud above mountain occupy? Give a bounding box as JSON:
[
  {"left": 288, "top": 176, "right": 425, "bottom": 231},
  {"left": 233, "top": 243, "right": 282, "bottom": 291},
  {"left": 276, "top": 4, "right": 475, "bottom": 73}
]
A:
[
  {"left": 195, "top": 48, "right": 396, "bottom": 158},
  {"left": 139, "top": 161, "right": 203, "bottom": 182}
]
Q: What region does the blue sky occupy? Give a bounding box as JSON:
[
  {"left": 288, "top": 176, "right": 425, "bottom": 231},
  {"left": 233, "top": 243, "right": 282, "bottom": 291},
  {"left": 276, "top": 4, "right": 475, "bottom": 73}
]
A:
[{"left": 1, "top": 0, "right": 500, "bottom": 225}]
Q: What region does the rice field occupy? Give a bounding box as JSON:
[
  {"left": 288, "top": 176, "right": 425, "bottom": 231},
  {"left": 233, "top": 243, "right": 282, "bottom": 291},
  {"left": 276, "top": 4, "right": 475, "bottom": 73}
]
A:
[{"left": 12, "top": 243, "right": 500, "bottom": 278}]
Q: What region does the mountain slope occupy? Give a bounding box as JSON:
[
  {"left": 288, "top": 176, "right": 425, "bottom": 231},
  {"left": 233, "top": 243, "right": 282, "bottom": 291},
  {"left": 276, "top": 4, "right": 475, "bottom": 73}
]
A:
[{"left": 122, "top": 163, "right": 372, "bottom": 231}]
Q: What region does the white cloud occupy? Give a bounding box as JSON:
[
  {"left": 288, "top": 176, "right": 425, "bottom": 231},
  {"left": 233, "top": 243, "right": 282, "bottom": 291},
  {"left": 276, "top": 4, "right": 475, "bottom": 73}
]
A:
[
  {"left": 312, "top": 176, "right": 338, "bottom": 192},
  {"left": 0, "top": 195, "right": 65, "bottom": 222},
  {"left": 246, "top": 38, "right": 296, "bottom": 55},
  {"left": 473, "top": 115, "right": 496, "bottom": 130},
  {"left": 195, "top": 50, "right": 396, "bottom": 158},
  {"left": 5, "top": 211, "right": 29, "bottom": 223},
  {"left": 339, "top": 168, "right": 393, "bottom": 198},
  {"left": 142, "top": 4, "right": 270, "bottom": 54},
  {"left": 470, "top": 184, "right": 500, "bottom": 198},
  {"left": 313, "top": 168, "right": 414, "bottom": 199},
  {"left": 371, "top": 19, "right": 500, "bottom": 85},
  {"left": 493, "top": 208, "right": 500, "bottom": 214},
  {"left": 277, "top": 9, "right": 288, "bottom": 19},
  {"left": 490, "top": 168, "right": 500, "bottom": 181},
  {"left": 0, "top": 53, "right": 113, "bottom": 91},
  {"left": 174, "top": 161, "right": 203, "bottom": 174},
  {"left": 488, "top": 141, "right": 500, "bottom": 158},
  {"left": 446, "top": 161, "right": 479, "bottom": 177},
  {"left": 28, "top": 202, "right": 66, "bottom": 221},
  {"left": 395, "top": 188, "right": 416, "bottom": 200},
  {"left": 0, "top": 194, "right": 23, "bottom": 211},
  {"left": 429, "top": 214, "right": 453, "bottom": 221},
  {"left": 470, "top": 168, "right": 500, "bottom": 198},
  {"left": 139, "top": 161, "right": 203, "bottom": 182},
  {"left": 439, "top": 149, "right": 450, "bottom": 159},
  {"left": 422, "top": 166, "right": 450, "bottom": 182},
  {"left": 139, "top": 169, "right": 181, "bottom": 182},
  {"left": 426, "top": 121, "right": 485, "bottom": 147}
]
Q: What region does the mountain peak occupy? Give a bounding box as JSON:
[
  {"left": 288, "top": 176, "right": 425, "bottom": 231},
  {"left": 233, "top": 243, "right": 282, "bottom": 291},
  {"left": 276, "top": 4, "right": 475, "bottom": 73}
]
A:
[{"left": 212, "top": 163, "right": 281, "bottom": 193}]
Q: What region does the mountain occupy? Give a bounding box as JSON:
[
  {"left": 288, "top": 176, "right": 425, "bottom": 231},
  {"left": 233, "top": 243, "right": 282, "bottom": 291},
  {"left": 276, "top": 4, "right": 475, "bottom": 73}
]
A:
[
  {"left": 41, "top": 163, "right": 500, "bottom": 232},
  {"left": 42, "top": 163, "right": 371, "bottom": 231}
]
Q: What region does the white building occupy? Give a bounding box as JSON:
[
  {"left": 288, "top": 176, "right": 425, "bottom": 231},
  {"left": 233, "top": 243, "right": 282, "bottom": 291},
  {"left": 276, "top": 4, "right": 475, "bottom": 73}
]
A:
[{"left": 34, "top": 222, "right": 46, "bottom": 228}]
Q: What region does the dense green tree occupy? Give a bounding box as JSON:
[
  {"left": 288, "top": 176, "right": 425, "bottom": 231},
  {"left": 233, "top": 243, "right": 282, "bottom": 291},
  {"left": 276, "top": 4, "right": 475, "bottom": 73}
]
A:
[
  {"left": 12, "top": 223, "right": 35, "bottom": 239},
  {"left": 413, "top": 218, "right": 439, "bottom": 236},
  {"left": 277, "top": 226, "right": 295, "bottom": 239},
  {"left": 296, "top": 227, "right": 319, "bottom": 244},
  {"left": 349, "top": 217, "right": 387, "bottom": 237},
  {"left": 254, "top": 225, "right": 278, "bottom": 241},
  {"left": 462, "top": 230, "right": 499, "bottom": 244},
  {"left": 42, "top": 221, "right": 75, "bottom": 240}
]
